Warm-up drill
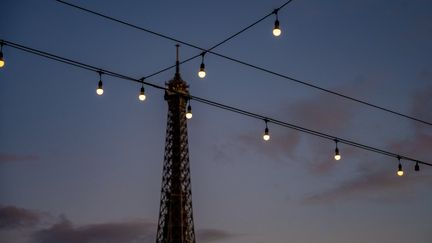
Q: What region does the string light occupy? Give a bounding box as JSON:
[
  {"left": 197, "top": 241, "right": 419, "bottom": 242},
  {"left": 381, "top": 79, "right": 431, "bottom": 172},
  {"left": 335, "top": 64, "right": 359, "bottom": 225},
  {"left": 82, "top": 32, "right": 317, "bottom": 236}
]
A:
[
  {"left": 0, "top": 43, "right": 5, "bottom": 68},
  {"left": 334, "top": 139, "right": 341, "bottom": 161},
  {"left": 415, "top": 161, "right": 420, "bottom": 172},
  {"left": 3, "top": 39, "right": 431, "bottom": 172},
  {"left": 272, "top": 10, "right": 281, "bottom": 37},
  {"left": 263, "top": 120, "right": 270, "bottom": 141},
  {"left": 56, "top": 1, "right": 432, "bottom": 127},
  {"left": 96, "top": 71, "right": 104, "bottom": 95},
  {"left": 397, "top": 156, "right": 404, "bottom": 176},
  {"left": 186, "top": 99, "right": 192, "bottom": 119},
  {"left": 198, "top": 52, "right": 206, "bottom": 78}
]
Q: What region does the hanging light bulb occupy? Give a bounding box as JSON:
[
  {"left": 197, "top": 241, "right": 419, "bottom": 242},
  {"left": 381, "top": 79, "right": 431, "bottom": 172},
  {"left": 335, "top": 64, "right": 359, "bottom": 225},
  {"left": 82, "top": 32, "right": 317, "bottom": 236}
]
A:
[
  {"left": 334, "top": 139, "right": 341, "bottom": 161},
  {"left": 198, "top": 52, "right": 206, "bottom": 78},
  {"left": 397, "top": 156, "right": 404, "bottom": 176},
  {"left": 186, "top": 99, "right": 192, "bottom": 119},
  {"left": 138, "top": 85, "right": 146, "bottom": 101},
  {"left": 263, "top": 120, "right": 270, "bottom": 141},
  {"left": 273, "top": 11, "right": 281, "bottom": 37},
  {"left": 96, "top": 71, "right": 104, "bottom": 95},
  {"left": 0, "top": 43, "right": 5, "bottom": 68},
  {"left": 415, "top": 161, "right": 420, "bottom": 172}
]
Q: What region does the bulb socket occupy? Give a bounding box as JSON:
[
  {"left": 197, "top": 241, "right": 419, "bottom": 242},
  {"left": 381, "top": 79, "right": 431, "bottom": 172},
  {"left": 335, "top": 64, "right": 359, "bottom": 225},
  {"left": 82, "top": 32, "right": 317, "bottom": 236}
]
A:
[{"left": 274, "top": 19, "right": 280, "bottom": 29}]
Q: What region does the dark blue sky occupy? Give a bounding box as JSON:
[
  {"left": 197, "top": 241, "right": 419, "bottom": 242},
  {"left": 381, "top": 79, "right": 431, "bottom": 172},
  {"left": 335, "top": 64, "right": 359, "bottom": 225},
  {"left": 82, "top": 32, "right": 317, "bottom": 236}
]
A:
[{"left": 1, "top": 0, "right": 431, "bottom": 242}]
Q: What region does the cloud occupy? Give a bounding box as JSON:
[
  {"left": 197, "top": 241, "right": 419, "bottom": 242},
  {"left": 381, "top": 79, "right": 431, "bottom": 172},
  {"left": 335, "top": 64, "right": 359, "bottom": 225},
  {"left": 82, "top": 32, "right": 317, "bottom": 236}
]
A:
[
  {"left": 30, "top": 219, "right": 238, "bottom": 243},
  {"left": 236, "top": 129, "right": 301, "bottom": 162},
  {"left": 287, "top": 96, "right": 355, "bottom": 133},
  {"left": 31, "top": 220, "right": 238, "bottom": 243},
  {"left": 30, "top": 217, "right": 155, "bottom": 243},
  {"left": 0, "top": 205, "right": 238, "bottom": 243},
  {"left": 223, "top": 78, "right": 364, "bottom": 168},
  {"left": 196, "top": 229, "right": 238, "bottom": 242},
  {"left": 0, "top": 206, "right": 44, "bottom": 230},
  {"left": 0, "top": 153, "right": 39, "bottom": 164},
  {"left": 389, "top": 84, "right": 432, "bottom": 161},
  {"left": 303, "top": 165, "right": 432, "bottom": 204},
  {"left": 302, "top": 130, "right": 432, "bottom": 205},
  {"left": 410, "top": 84, "right": 432, "bottom": 128},
  {"left": 302, "top": 85, "right": 432, "bottom": 205},
  {"left": 211, "top": 75, "right": 387, "bottom": 171}
]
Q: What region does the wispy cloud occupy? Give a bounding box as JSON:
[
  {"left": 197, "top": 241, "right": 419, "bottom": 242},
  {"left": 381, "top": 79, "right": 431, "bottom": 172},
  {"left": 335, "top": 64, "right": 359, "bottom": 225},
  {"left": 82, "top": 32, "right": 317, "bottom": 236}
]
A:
[
  {"left": 0, "top": 205, "right": 238, "bottom": 243},
  {"left": 30, "top": 217, "right": 156, "bottom": 243},
  {"left": 196, "top": 228, "right": 239, "bottom": 242},
  {"left": 303, "top": 165, "right": 432, "bottom": 204},
  {"left": 220, "top": 94, "right": 356, "bottom": 170},
  {"left": 0, "top": 206, "right": 44, "bottom": 230},
  {"left": 0, "top": 153, "right": 39, "bottom": 164},
  {"left": 302, "top": 85, "right": 432, "bottom": 204}
]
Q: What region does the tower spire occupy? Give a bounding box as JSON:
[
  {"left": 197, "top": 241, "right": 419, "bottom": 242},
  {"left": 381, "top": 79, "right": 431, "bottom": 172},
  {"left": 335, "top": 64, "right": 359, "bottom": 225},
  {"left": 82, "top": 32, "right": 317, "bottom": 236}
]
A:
[{"left": 176, "top": 44, "right": 180, "bottom": 75}]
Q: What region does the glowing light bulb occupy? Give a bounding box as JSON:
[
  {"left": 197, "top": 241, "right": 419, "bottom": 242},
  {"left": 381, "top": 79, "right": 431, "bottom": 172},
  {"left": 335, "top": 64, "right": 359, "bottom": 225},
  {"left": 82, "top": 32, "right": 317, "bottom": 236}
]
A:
[
  {"left": 263, "top": 127, "right": 270, "bottom": 141},
  {"left": 0, "top": 51, "right": 5, "bottom": 68},
  {"left": 96, "top": 80, "right": 104, "bottom": 95},
  {"left": 138, "top": 86, "right": 146, "bottom": 101},
  {"left": 273, "top": 20, "right": 281, "bottom": 37},
  {"left": 186, "top": 104, "right": 192, "bottom": 119},
  {"left": 198, "top": 63, "right": 206, "bottom": 78},
  {"left": 333, "top": 139, "right": 341, "bottom": 160},
  {"left": 334, "top": 148, "right": 341, "bottom": 161},
  {"left": 397, "top": 162, "right": 404, "bottom": 176},
  {"left": 397, "top": 169, "right": 404, "bottom": 176}
]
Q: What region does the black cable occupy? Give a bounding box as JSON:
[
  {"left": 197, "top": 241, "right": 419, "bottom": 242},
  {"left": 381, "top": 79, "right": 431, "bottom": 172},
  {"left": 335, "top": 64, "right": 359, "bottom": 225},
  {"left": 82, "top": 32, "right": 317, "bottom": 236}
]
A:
[
  {"left": 55, "top": 0, "right": 432, "bottom": 127},
  {"left": 2, "top": 39, "right": 430, "bottom": 168},
  {"left": 192, "top": 95, "right": 430, "bottom": 167},
  {"left": 145, "top": 53, "right": 201, "bottom": 80},
  {"left": 54, "top": 0, "right": 293, "bottom": 81},
  {"left": 204, "top": 3, "right": 292, "bottom": 52},
  {"left": 142, "top": 0, "right": 295, "bottom": 79}
]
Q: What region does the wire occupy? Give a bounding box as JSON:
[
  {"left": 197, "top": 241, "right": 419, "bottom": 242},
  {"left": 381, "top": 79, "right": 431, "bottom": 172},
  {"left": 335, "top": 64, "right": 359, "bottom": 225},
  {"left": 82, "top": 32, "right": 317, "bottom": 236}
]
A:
[
  {"left": 205, "top": 1, "right": 295, "bottom": 52},
  {"left": 55, "top": 0, "right": 432, "bottom": 127},
  {"left": 2, "top": 39, "right": 430, "bottom": 168},
  {"left": 55, "top": 0, "right": 294, "bottom": 81}
]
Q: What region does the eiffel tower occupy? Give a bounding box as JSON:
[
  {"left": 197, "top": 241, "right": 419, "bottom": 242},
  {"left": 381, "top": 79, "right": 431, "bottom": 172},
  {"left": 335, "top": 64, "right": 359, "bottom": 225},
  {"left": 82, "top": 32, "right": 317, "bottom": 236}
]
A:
[{"left": 156, "top": 45, "right": 196, "bottom": 243}]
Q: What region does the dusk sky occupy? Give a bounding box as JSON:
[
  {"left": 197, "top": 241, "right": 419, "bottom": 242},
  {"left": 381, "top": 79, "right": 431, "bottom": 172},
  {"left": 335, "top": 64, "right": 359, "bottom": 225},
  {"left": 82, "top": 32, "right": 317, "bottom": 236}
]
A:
[{"left": 1, "top": 0, "right": 432, "bottom": 243}]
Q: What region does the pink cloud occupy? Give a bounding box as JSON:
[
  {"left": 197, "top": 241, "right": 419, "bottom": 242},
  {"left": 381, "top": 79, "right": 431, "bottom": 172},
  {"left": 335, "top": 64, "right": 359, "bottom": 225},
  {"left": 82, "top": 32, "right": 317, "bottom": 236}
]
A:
[
  {"left": 303, "top": 166, "right": 432, "bottom": 205},
  {"left": 196, "top": 229, "right": 239, "bottom": 242},
  {"left": 302, "top": 85, "right": 432, "bottom": 205},
  {"left": 0, "top": 206, "right": 44, "bottom": 230},
  {"left": 0, "top": 205, "right": 239, "bottom": 243},
  {"left": 0, "top": 153, "right": 39, "bottom": 164},
  {"left": 31, "top": 217, "right": 156, "bottom": 243}
]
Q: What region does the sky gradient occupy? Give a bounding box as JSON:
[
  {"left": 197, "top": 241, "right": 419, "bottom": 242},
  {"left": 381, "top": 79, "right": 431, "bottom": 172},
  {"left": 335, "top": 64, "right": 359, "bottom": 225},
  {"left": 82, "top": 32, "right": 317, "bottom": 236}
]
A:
[{"left": 1, "top": 0, "right": 432, "bottom": 242}]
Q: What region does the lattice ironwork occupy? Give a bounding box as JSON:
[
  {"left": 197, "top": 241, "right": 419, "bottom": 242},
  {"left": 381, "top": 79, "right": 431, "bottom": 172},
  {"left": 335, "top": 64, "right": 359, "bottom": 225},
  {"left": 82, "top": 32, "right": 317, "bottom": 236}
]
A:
[{"left": 156, "top": 52, "right": 196, "bottom": 243}]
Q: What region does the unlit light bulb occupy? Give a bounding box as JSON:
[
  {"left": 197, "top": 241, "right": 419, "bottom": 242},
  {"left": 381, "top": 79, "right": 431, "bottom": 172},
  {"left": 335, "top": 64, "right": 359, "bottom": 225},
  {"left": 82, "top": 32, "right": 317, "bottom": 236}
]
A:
[{"left": 415, "top": 162, "right": 420, "bottom": 172}]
